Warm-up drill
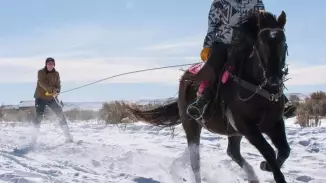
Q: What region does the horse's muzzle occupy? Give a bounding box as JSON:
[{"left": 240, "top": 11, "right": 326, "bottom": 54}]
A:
[{"left": 268, "top": 77, "right": 282, "bottom": 87}]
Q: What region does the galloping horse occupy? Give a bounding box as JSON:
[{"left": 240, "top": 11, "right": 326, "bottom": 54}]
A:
[{"left": 125, "top": 10, "right": 290, "bottom": 183}]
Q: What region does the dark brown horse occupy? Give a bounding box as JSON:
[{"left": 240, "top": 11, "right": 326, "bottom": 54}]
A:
[{"left": 125, "top": 11, "right": 291, "bottom": 183}]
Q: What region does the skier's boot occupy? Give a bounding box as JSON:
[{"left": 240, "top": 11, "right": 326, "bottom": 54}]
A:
[{"left": 61, "top": 124, "right": 73, "bottom": 143}]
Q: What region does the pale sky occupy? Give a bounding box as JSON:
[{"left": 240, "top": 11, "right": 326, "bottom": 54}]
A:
[{"left": 1, "top": 0, "right": 325, "bottom": 104}]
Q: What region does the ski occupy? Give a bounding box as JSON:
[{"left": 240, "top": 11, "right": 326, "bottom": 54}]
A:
[{"left": 12, "top": 143, "right": 36, "bottom": 156}]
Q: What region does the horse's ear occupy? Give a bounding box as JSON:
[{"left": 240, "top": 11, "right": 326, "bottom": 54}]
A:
[{"left": 277, "top": 11, "right": 286, "bottom": 29}]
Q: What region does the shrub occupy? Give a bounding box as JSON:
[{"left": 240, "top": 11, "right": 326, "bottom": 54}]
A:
[
  {"left": 99, "top": 101, "right": 137, "bottom": 124},
  {"left": 0, "top": 107, "right": 99, "bottom": 123},
  {"left": 1, "top": 99, "right": 168, "bottom": 124},
  {"left": 64, "top": 108, "right": 99, "bottom": 122},
  {"left": 295, "top": 91, "right": 326, "bottom": 127},
  {"left": 98, "top": 100, "right": 164, "bottom": 124}
]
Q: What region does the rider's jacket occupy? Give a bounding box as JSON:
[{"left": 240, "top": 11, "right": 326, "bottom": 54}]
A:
[{"left": 203, "top": 0, "right": 265, "bottom": 48}]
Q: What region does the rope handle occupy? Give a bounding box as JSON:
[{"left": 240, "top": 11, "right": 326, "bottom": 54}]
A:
[
  {"left": 45, "top": 92, "right": 52, "bottom": 96},
  {"left": 45, "top": 91, "right": 60, "bottom": 96}
]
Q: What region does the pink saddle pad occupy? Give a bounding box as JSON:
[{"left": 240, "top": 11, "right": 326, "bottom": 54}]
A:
[{"left": 188, "top": 63, "right": 203, "bottom": 74}]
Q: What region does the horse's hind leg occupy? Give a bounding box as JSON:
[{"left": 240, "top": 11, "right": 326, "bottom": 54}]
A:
[
  {"left": 227, "top": 136, "right": 259, "bottom": 183},
  {"left": 179, "top": 73, "right": 203, "bottom": 182},
  {"left": 260, "top": 119, "right": 291, "bottom": 172},
  {"left": 182, "top": 118, "right": 202, "bottom": 183}
]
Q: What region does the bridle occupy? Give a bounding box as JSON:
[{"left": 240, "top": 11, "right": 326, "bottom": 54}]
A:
[{"left": 230, "top": 27, "right": 288, "bottom": 102}]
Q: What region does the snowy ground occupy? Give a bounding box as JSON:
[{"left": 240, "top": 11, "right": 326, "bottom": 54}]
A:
[{"left": 0, "top": 118, "right": 325, "bottom": 183}]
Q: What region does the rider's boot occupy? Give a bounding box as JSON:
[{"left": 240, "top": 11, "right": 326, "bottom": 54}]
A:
[{"left": 187, "top": 92, "right": 210, "bottom": 120}]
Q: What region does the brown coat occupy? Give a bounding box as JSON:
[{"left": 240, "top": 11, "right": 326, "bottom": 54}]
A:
[{"left": 34, "top": 68, "right": 61, "bottom": 100}]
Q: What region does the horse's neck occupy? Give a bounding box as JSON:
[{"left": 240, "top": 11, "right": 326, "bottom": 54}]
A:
[
  {"left": 236, "top": 53, "right": 262, "bottom": 86},
  {"left": 228, "top": 40, "right": 263, "bottom": 85}
]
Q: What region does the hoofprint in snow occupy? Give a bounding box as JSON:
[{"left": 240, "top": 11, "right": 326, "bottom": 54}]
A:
[{"left": 0, "top": 119, "right": 325, "bottom": 183}]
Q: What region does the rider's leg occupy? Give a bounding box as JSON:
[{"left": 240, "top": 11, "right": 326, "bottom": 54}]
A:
[
  {"left": 189, "top": 43, "right": 229, "bottom": 83},
  {"left": 187, "top": 42, "right": 229, "bottom": 120},
  {"left": 197, "top": 80, "right": 208, "bottom": 96}
]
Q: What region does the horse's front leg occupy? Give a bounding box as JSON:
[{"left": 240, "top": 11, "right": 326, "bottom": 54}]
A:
[
  {"left": 227, "top": 136, "right": 259, "bottom": 183},
  {"left": 244, "top": 125, "right": 287, "bottom": 183},
  {"left": 260, "top": 119, "right": 291, "bottom": 172},
  {"left": 182, "top": 118, "right": 202, "bottom": 183}
]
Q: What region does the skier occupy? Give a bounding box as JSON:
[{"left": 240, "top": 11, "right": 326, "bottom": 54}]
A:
[{"left": 31, "top": 57, "right": 73, "bottom": 144}]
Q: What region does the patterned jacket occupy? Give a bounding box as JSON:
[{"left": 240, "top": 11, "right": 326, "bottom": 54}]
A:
[{"left": 203, "top": 0, "right": 265, "bottom": 47}]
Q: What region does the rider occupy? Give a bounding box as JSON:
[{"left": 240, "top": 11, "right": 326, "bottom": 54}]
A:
[{"left": 187, "top": 0, "right": 295, "bottom": 120}]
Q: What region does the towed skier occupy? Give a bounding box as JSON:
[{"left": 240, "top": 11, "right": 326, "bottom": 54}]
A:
[{"left": 31, "top": 57, "right": 73, "bottom": 144}]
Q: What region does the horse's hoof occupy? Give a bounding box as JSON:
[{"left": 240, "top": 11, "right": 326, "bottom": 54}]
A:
[
  {"left": 248, "top": 180, "right": 260, "bottom": 183},
  {"left": 260, "top": 161, "right": 272, "bottom": 172},
  {"left": 276, "top": 179, "right": 287, "bottom": 183}
]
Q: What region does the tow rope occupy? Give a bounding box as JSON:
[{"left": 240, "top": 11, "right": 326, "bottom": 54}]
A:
[{"left": 60, "top": 62, "right": 200, "bottom": 94}]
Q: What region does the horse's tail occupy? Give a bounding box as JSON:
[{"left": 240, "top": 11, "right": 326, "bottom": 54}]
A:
[
  {"left": 124, "top": 100, "right": 181, "bottom": 127},
  {"left": 124, "top": 71, "right": 195, "bottom": 127}
]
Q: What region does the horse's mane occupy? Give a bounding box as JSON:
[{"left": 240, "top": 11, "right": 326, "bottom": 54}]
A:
[
  {"left": 237, "top": 10, "right": 279, "bottom": 39},
  {"left": 228, "top": 10, "right": 282, "bottom": 81},
  {"left": 244, "top": 10, "right": 278, "bottom": 25}
]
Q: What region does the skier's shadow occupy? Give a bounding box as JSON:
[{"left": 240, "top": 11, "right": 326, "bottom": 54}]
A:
[
  {"left": 133, "top": 177, "right": 161, "bottom": 183},
  {"left": 12, "top": 142, "right": 65, "bottom": 156},
  {"left": 12, "top": 144, "right": 35, "bottom": 156},
  {"left": 36, "top": 143, "right": 67, "bottom": 151}
]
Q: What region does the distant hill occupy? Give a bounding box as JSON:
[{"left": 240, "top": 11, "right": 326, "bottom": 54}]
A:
[
  {"left": 1, "top": 101, "right": 104, "bottom": 111},
  {"left": 135, "top": 97, "right": 176, "bottom": 105},
  {"left": 0, "top": 93, "right": 314, "bottom": 111},
  {"left": 2, "top": 97, "right": 177, "bottom": 111},
  {"left": 284, "top": 93, "right": 309, "bottom": 101}
]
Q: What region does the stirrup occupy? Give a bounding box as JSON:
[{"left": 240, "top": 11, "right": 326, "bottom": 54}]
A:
[
  {"left": 187, "top": 105, "right": 202, "bottom": 120},
  {"left": 186, "top": 101, "right": 208, "bottom": 121}
]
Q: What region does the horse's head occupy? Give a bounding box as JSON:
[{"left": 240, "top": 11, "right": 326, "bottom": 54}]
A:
[{"left": 238, "top": 10, "right": 288, "bottom": 89}]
